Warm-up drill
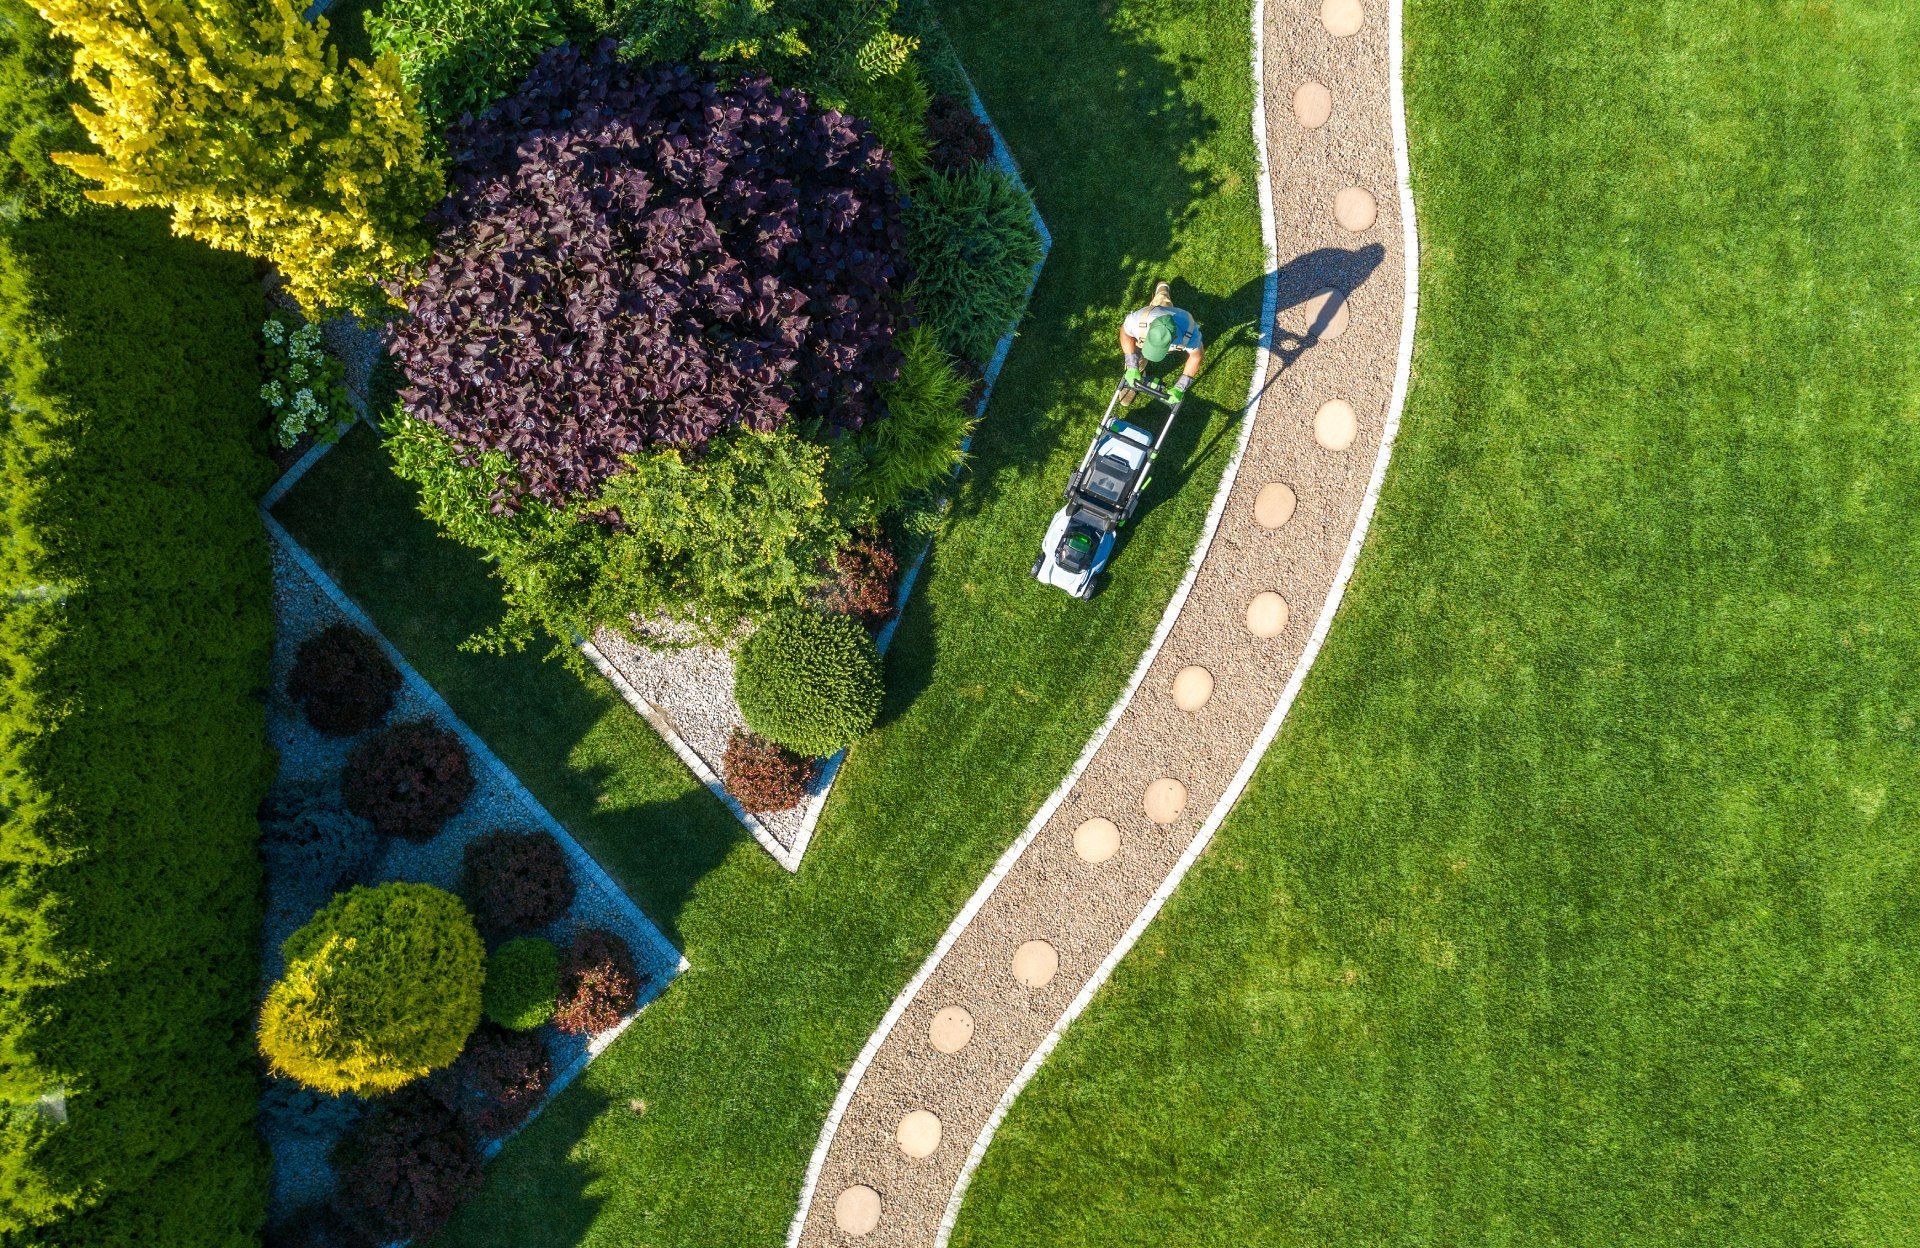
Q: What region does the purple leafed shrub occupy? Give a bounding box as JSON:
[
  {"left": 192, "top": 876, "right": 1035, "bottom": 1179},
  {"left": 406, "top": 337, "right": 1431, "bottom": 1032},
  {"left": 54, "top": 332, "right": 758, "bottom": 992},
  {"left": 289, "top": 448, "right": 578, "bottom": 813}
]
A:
[
  {"left": 448, "top": 1022, "right": 553, "bottom": 1138},
  {"left": 343, "top": 720, "right": 475, "bottom": 842},
  {"left": 926, "top": 93, "right": 993, "bottom": 174},
  {"left": 554, "top": 927, "right": 643, "bottom": 1035},
  {"left": 391, "top": 44, "right": 913, "bottom": 508},
  {"left": 331, "top": 1085, "right": 483, "bottom": 1242},
  {"left": 459, "top": 829, "right": 576, "bottom": 938}
]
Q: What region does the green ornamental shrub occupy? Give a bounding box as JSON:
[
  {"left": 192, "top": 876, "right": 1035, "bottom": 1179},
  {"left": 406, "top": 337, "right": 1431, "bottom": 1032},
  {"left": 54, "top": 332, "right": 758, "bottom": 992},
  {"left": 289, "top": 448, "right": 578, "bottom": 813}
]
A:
[
  {"left": 369, "top": 0, "right": 569, "bottom": 132},
  {"left": 483, "top": 937, "right": 560, "bottom": 1030},
  {"left": 734, "top": 609, "right": 884, "bottom": 757},
  {"left": 259, "top": 883, "right": 485, "bottom": 1096},
  {"left": 847, "top": 324, "right": 976, "bottom": 512},
  {"left": 260, "top": 311, "right": 352, "bottom": 449},
  {"left": 906, "top": 164, "right": 1044, "bottom": 361}
]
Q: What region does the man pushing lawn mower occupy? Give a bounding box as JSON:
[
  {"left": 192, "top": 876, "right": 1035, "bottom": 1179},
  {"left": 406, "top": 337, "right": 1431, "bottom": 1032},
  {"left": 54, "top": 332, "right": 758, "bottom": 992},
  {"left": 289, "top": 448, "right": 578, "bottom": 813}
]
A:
[{"left": 1032, "top": 282, "right": 1199, "bottom": 599}]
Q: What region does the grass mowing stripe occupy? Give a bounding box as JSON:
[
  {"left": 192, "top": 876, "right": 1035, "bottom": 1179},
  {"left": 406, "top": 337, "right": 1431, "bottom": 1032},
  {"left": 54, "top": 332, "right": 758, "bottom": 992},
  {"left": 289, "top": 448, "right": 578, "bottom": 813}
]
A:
[
  {"left": 946, "top": 1, "right": 1920, "bottom": 1244},
  {"left": 273, "top": 0, "right": 1262, "bottom": 1241}
]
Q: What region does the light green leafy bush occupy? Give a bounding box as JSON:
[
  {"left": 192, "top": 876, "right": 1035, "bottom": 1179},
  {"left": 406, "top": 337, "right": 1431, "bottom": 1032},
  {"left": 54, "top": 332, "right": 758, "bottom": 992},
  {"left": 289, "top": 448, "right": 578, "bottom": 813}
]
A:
[
  {"left": 734, "top": 609, "right": 884, "bottom": 757},
  {"left": 483, "top": 937, "right": 560, "bottom": 1030},
  {"left": 370, "top": 0, "right": 569, "bottom": 132},
  {"left": 906, "top": 164, "right": 1043, "bottom": 361},
  {"left": 259, "top": 884, "right": 485, "bottom": 1096}
]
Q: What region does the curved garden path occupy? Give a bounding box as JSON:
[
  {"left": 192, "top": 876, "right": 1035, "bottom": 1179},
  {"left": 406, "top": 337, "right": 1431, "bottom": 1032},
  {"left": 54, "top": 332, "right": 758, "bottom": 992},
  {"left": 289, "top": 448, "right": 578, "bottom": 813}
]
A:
[{"left": 790, "top": 1, "right": 1417, "bottom": 1242}]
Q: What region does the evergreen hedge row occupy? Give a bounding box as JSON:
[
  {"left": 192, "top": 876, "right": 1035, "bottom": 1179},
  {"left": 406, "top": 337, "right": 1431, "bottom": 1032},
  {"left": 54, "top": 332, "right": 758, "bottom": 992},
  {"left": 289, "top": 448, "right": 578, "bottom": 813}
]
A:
[{"left": 0, "top": 201, "right": 275, "bottom": 1243}]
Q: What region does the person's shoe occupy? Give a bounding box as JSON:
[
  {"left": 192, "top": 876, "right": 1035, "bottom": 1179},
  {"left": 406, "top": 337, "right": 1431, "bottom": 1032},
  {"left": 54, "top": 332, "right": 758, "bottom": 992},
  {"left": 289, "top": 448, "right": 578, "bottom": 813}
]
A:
[
  {"left": 1152, "top": 280, "right": 1173, "bottom": 307},
  {"left": 1118, "top": 386, "right": 1137, "bottom": 406}
]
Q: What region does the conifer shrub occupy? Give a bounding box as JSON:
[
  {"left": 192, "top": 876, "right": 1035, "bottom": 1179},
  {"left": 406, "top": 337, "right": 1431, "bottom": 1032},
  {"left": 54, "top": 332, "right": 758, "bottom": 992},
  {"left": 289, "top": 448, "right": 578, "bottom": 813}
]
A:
[
  {"left": 460, "top": 829, "right": 576, "bottom": 938},
  {"left": 722, "top": 729, "right": 818, "bottom": 813},
  {"left": 343, "top": 720, "right": 474, "bottom": 841},
  {"left": 287, "top": 623, "right": 401, "bottom": 737},
  {"left": 261, "top": 790, "right": 383, "bottom": 901},
  {"left": 843, "top": 324, "right": 975, "bottom": 513},
  {"left": 483, "top": 937, "right": 560, "bottom": 1031},
  {"left": 906, "top": 164, "right": 1044, "bottom": 361},
  {"left": 259, "top": 884, "right": 485, "bottom": 1096},
  {"left": 734, "top": 610, "right": 885, "bottom": 757},
  {"left": 553, "top": 928, "right": 643, "bottom": 1035}
]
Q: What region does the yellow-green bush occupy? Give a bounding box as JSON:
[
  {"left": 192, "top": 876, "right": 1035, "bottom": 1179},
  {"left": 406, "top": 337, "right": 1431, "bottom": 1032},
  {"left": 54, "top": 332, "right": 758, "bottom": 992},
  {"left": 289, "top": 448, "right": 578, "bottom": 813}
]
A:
[{"left": 260, "top": 884, "right": 484, "bottom": 1096}]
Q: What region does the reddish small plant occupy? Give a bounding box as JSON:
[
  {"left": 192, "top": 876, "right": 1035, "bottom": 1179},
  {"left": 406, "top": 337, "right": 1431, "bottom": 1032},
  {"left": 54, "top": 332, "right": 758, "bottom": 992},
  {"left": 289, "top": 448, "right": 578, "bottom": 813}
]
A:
[
  {"left": 343, "top": 720, "right": 474, "bottom": 841},
  {"left": 287, "top": 623, "right": 401, "bottom": 736},
  {"left": 722, "top": 730, "right": 817, "bottom": 814},
  {"left": 448, "top": 1022, "right": 552, "bottom": 1138},
  {"left": 459, "top": 829, "right": 576, "bottom": 938},
  {"left": 819, "top": 530, "right": 900, "bottom": 629},
  {"left": 554, "top": 928, "right": 644, "bottom": 1035},
  {"left": 330, "top": 1084, "right": 482, "bottom": 1242},
  {"left": 926, "top": 93, "right": 994, "bottom": 174}
]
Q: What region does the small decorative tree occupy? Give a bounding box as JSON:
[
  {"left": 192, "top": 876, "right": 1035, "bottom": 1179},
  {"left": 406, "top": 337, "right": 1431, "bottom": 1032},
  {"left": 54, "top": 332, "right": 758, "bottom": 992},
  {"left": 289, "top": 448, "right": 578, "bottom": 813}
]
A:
[
  {"left": 40, "top": 0, "right": 442, "bottom": 317},
  {"left": 260, "top": 883, "right": 485, "bottom": 1095}
]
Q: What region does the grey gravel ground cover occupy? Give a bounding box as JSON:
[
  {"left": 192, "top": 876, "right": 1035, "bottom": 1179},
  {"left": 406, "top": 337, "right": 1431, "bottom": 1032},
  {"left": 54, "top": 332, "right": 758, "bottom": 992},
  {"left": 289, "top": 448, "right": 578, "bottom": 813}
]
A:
[{"left": 261, "top": 538, "right": 682, "bottom": 1219}]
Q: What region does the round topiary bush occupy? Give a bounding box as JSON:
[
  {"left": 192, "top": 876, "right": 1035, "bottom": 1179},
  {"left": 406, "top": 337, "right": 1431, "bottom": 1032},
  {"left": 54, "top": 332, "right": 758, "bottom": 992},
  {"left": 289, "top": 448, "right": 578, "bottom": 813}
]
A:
[
  {"left": 554, "top": 928, "right": 643, "bottom": 1036},
  {"left": 343, "top": 719, "right": 474, "bottom": 841},
  {"left": 331, "top": 1083, "right": 483, "bottom": 1242},
  {"left": 721, "top": 729, "right": 817, "bottom": 814},
  {"left": 448, "top": 1021, "right": 552, "bottom": 1138},
  {"left": 459, "top": 829, "right": 576, "bottom": 938},
  {"left": 259, "top": 883, "right": 485, "bottom": 1095},
  {"left": 733, "top": 610, "right": 884, "bottom": 758},
  {"left": 482, "top": 937, "right": 559, "bottom": 1031},
  {"left": 287, "top": 623, "right": 401, "bottom": 736}
]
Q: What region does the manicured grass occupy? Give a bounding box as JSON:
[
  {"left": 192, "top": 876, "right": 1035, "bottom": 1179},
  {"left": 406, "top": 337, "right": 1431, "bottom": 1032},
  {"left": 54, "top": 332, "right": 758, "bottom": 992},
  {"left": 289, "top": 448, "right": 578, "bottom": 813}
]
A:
[
  {"left": 948, "top": 2, "right": 1920, "bottom": 1245},
  {"left": 272, "top": 0, "right": 1263, "bottom": 1242}
]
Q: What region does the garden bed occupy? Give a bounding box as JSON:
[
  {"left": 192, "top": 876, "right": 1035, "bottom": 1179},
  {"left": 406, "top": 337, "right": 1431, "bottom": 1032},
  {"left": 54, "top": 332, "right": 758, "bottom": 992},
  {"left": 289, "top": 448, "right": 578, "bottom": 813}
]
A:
[{"left": 260, "top": 531, "right": 684, "bottom": 1224}]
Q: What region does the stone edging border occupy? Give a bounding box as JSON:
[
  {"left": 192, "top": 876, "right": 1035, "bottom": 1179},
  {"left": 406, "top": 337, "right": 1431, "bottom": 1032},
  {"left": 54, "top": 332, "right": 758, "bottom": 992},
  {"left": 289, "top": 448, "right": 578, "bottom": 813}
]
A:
[
  {"left": 783, "top": 0, "right": 1421, "bottom": 1239},
  {"left": 583, "top": 70, "right": 1053, "bottom": 873}
]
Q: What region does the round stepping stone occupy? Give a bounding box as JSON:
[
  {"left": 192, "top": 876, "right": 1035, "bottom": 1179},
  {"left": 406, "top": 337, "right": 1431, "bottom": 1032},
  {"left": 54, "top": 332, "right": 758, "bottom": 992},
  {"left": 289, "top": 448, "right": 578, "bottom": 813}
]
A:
[
  {"left": 1073, "top": 817, "right": 1120, "bottom": 863},
  {"left": 1292, "top": 81, "right": 1332, "bottom": 129},
  {"left": 1246, "top": 592, "right": 1290, "bottom": 638},
  {"left": 1012, "top": 940, "right": 1059, "bottom": 989},
  {"left": 1276, "top": 288, "right": 1349, "bottom": 342},
  {"left": 1254, "top": 481, "right": 1297, "bottom": 529},
  {"left": 896, "top": 1110, "right": 942, "bottom": 1159},
  {"left": 1322, "top": 0, "right": 1365, "bottom": 37},
  {"left": 929, "top": 1006, "right": 974, "bottom": 1053},
  {"left": 1172, "top": 665, "right": 1214, "bottom": 711},
  {"left": 1335, "top": 186, "right": 1378, "bottom": 232},
  {"left": 1144, "top": 778, "right": 1188, "bottom": 825},
  {"left": 1314, "top": 399, "right": 1359, "bottom": 451},
  {"left": 834, "top": 1185, "right": 882, "bottom": 1236}
]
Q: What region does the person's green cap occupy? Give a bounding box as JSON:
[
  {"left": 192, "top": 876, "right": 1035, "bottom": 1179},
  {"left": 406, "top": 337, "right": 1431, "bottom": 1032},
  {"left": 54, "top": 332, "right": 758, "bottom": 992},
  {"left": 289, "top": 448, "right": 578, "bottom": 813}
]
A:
[{"left": 1141, "top": 316, "right": 1176, "bottom": 362}]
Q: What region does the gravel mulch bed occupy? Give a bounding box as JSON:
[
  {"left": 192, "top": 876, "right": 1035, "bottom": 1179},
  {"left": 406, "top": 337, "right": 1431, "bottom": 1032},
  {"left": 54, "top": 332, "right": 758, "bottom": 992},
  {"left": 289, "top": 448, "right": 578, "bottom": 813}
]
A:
[{"left": 790, "top": 2, "right": 1413, "bottom": 1242}]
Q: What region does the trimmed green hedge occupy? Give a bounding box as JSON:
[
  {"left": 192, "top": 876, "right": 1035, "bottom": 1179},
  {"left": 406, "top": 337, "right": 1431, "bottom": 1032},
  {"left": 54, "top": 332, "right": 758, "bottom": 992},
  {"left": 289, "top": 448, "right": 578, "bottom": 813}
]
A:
[
  {"left": 734, "top": 609, "right": 884, "bottom": 758},
  {"left": 0, "top": 203, "right": 274, "bottom": 1244}
]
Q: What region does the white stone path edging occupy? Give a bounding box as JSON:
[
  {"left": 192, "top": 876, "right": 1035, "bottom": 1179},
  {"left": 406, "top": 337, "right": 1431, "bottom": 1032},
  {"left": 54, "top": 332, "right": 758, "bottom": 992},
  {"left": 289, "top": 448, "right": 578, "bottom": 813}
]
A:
[
  {"left": 786, "top": 0, "right": 1420, "bottom": 1240},
  {"left": 583, "top": 72, "right": 1053, "bottom": 874}
]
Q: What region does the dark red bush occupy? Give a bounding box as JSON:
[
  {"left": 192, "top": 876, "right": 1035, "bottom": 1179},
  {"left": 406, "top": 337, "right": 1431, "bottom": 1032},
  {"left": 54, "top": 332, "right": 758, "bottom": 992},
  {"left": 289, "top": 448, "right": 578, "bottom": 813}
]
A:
[
  {"left": 926, "top": 93, "right": 994, "bottom": 174},
  {"left": 392, "top": 44, "right": 912, "bottom": 509},
  {"left": 287, "top": 624, "right": 401, "bottom": 736},
  {"left": 459, "top": 829, "right": 576, "bottom": 938},
  {"left": 722, "top": 730, "right": 817, "bottom": 814},
  {"left": 554, "top": 928, "right": 643, "bottom": 1035},
  {"left": 448, "top": 1021, "right": 553, "bottom": 1138},
  {"left": 343, "top": 720, "right": 474, "bottom": 841},
  {"left": 818, "top": 530, "right": 900, "bottom": 629},
  {"left": 330, "top": 1084, "right": 482, "bottom": 1243}
]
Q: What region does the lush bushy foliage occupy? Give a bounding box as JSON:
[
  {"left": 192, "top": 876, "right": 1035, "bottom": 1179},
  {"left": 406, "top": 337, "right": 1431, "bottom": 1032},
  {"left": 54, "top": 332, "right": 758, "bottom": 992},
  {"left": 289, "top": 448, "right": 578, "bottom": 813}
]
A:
[
  {"left": 819, "top": 529, "right": 900, "bottom": 627},
  {"left": 847, "top": 57, "right": 930, "bottom": 179},
  {"left": 287, "top": 623, "right": 401, "bottom": 737},
  {"left": 613, "top": 0, "right": 918, "bottom": 104},
  {"left": 448, "top": 1021, "right": 552, "bottom": 1136},
  {"left": 0, "top": 0, "right": 86, "bottom": 218},
  {"left": 734, "top": 609, "right": 884, "bottom": 756},
  {"left": 261, "top": 312, "right": 352, "bottom": 449},
  {"left": 0, "top": 201, "right": 272, "bottom": 1242},
  {"left": 554, "top": 928, "right": 643, "bottom": 1035},
  {"left": 369, "top": 0, "right": 567, "bottom": 132},
  {"left": 925, "top": 91, "right": 992, "bottom": 173},
  {"left": 343, "top": 720, "right": 474, "bottom": 841},
  {"left": 483, "top": 938, "right": 561, "bottom": 1030},
  {"left": 460, "top": 829, "right": 576, "bottom": 938},
  {"left": 721, "top": 729, "right": 817, "bottom": 812},
  {"left": 843, "top": 323, "right": 975, "bottom": 512},
  {"left": 906, "top": 164, "right": 1043, "bottom": 361},
  {"left": 38, "top": 0, "right": 443, "bottom": 318},
  {"left": 259, "top": 884, "right": 485, "bottom": 1096},
  {"left": 261, "top": 786, "right": 384, "bottom": 902},
  {"left": 391, "top": 44, "right": 911, "bottom": 509},
  {"left": 330, "top": 1084, "right": 483, "bottom": 1242}
]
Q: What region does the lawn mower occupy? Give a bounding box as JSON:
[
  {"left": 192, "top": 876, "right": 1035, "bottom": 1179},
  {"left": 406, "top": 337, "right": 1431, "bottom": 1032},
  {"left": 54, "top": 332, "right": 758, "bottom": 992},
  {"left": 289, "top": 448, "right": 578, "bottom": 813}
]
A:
[{"left": 1032, "top": 375, "right": 1185, "bottom": 599}]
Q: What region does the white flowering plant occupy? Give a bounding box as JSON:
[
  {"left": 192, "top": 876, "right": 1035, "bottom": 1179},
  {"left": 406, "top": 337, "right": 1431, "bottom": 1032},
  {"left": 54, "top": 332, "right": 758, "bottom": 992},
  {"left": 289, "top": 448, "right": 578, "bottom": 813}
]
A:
[{"left": 260, "top": 312, "right": 352, "bottom": 448}]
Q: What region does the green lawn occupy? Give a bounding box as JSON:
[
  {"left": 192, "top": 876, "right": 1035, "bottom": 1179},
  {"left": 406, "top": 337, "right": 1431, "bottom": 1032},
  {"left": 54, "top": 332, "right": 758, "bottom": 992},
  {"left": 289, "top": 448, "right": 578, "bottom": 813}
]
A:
[
  {"left": 947, "top": 2, "right": 1920, "bottom": 1245},
  {"left": 272, "top": 0, "right": 1263, "bottom": 1242}
]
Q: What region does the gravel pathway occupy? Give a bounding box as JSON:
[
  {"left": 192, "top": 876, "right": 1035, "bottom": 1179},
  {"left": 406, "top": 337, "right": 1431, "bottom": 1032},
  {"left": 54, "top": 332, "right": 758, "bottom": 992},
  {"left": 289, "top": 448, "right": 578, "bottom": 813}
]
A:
[{"left": 787, "top": 1, "right": 1417, "bottom": 1243}]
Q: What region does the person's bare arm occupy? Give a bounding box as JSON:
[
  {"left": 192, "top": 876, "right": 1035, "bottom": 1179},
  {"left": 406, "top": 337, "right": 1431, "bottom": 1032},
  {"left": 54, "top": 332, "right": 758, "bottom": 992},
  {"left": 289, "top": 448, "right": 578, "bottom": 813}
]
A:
[
  {"left": 1182, "top": 342, "right": 1205, "bottom": 378},
  {"left": 1119, "top": 324, "right": 1138, "bottom": 354}
]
